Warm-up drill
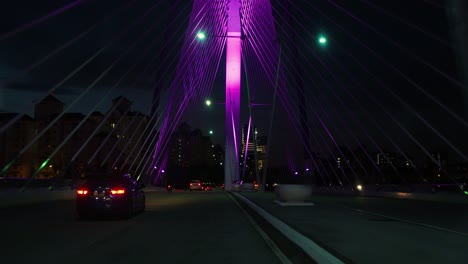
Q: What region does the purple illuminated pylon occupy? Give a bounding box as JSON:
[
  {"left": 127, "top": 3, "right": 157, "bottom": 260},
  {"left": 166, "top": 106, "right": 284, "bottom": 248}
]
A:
[
  {"left": 224, "top": 1, "right": 242, "bottom": 191},
  {"left": 148, "top": 0, "right": 282, "bottom": 189}
]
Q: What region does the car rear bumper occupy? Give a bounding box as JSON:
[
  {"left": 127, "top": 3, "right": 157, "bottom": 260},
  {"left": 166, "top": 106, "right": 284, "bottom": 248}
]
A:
[{"left": 76, "top": 197, "right": 129, "bottom": 215}]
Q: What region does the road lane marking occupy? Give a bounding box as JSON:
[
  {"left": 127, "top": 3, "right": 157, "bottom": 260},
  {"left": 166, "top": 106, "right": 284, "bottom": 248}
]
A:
[
  {"left": 338, "top": 204, "right": 468, "bottom": 237},
  {"left": 228, "top": 192, "right": 292, "bottom": 264},
  {"left": 232, "top": 192, "right": 344, "bottom": 264}
]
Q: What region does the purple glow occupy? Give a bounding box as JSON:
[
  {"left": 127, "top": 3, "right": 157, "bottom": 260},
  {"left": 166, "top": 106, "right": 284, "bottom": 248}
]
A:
[
  {"left": 295, "top": 171, "right": 299, "bottom": 175},
  {"left": 231, "top": 111, "right": 239, "bottom": 161},
  {"left": 224, "top": 0, "right": 242, "bottom": 189},
  {"left": 242, "top": 116, "right": 252, "bottom": 176},
  {"left": 226, "top": 32, "right": 242, "bottom": 87},
  {"left": 161, "top": 169, "right": 165, "bottom": 173},
  {"left": 306, "top": 168, "right": 310, "bottom": 171}
]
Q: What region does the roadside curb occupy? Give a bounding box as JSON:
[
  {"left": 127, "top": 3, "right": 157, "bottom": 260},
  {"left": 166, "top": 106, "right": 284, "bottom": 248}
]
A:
[{"left": 231, "top": 192, "right": 345, "bottom": 264}]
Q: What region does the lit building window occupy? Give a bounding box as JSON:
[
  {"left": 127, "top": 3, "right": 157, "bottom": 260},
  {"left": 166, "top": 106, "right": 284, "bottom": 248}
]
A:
[{"left": 111, "top": 123, "right": 115, "bottom": 128}]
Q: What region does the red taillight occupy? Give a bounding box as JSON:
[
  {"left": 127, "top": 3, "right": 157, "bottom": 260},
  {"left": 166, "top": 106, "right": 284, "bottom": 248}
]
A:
[
  {"left": 111, "top": 189, "right": 126, "bottom": 195},
  {"left": 190, "top": 183, "right": 193, "bottom": 186},
  {"left": 197, "top": 183, "right": 201, "bottom": 186},
  {"left": 77, "top": 189, "right": 88, "bottom": 195}
]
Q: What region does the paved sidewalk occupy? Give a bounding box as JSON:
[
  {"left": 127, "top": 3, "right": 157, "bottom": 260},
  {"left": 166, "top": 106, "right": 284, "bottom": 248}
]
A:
[{"left": 237, "top": 192, "right": 468, "bottom": 264}]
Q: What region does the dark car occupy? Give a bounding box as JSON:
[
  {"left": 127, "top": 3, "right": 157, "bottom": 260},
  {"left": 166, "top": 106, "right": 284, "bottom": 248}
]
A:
[{"left": 76, "top": 175, "right": 146, "bottom": 218}]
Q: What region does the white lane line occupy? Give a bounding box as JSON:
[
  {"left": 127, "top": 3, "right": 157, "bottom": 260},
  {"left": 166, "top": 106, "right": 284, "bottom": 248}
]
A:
[
  {"left": 339, "top": 204, "right": 468, "bottom": 237},
  {"left": 228, "top": 192, "right": 293, "bottom": 264},
  {"left": 274, "top": 200, "right": 315, "bottom": 206},
  {"left": 232, "top": 192, "right": 344, "bottom": 264}
]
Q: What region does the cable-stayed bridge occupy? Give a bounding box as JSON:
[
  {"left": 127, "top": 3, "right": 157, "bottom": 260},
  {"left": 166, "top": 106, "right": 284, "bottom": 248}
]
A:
[{"left": 1, "top": 1, "right": 468, "bottom": 263}]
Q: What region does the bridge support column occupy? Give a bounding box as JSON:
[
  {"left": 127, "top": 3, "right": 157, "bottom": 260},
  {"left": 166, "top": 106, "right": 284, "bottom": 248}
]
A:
[{"left": 224, "top": 1, "right": 242, "bottom": 191}]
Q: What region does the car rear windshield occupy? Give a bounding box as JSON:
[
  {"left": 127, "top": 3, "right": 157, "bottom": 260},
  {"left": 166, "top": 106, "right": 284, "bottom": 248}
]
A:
[{"left": 85, "top": 177, "right": 127, "bottom": 186}]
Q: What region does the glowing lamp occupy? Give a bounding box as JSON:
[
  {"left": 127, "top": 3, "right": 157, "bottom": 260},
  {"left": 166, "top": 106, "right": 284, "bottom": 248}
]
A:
[
  {"left": 318, "top": 34, "right": 327, "bottom": 46},
  {"left": 197, "top": 31, "right": 206, "bottom": 40}
]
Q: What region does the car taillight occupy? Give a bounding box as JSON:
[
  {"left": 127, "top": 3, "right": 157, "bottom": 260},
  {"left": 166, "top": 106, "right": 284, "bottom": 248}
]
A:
[
  {"left": 190, "top": 183, "right": 193, "bottom": 186},
  {"left": 198, "top": 183, "right": 201, "bottom": 186},
  {"left": 111, "top": 189, "right": 126, "bottom": 195},
  {"left": 77, "top": 189, "right": 88, "bottom": 195}
]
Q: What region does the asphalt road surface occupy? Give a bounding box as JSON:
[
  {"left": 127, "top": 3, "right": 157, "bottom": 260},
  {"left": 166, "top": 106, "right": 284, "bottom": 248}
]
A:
[
  {"left": 0, "top": 191, "right": 284, "bottom": 264},
  {"left": 241, "top": 192, "right": 468, "bottom": 264}
]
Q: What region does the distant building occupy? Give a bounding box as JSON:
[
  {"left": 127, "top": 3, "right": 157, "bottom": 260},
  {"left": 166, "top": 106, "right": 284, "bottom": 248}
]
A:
[
  {"left": 0, "top": 113, "right": 35, "bottom": 178},
  {"left": 0, "top": 95, "right": 151, "bottom": 179},
  {"left": 376, "top": 152, "right": 395, "bottom": 166},
  {"left": 240, "top": 124, "right": 267, "bottom": 179},
  {"left": 111, "top": 96, "right": 132, "bottom": 115},
  {"left": 167, "top": 124, "right": 218, "bottom": 167},
  {"left": 34, "top": 94, "right": 64, "bottom": 120}
]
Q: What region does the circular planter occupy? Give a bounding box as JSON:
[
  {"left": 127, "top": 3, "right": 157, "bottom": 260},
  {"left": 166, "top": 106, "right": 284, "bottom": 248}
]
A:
[{"left": 275, "top": 184, "right": 313, "bottom": 202}]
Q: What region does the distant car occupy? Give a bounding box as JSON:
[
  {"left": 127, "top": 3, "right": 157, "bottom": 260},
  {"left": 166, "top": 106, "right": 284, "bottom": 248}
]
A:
[
  {"left": 76, "top": 175, "right": 146, "bottom": 218},
  {"left": 201, "top": 182, "right": 215, "bottom": 191},
  {"left": 202, "top": 183, "right": 213, "bottom": 191},
  {"left": 189, "top": 180, "right": 202, "bottom": 191}
]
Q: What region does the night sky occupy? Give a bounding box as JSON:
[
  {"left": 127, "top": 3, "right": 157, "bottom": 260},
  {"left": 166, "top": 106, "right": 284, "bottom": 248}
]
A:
[
  {"left": 1, "top": 0, "right": 466, "bottom": 161},
  {"left": 1, "top": 0, "right": 169, "bottom": 115}
]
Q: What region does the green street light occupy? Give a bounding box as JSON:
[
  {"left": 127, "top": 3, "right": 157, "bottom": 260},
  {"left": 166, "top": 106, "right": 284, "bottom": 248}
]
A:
[
  {"left": 209, "top": 130, "right": 213, "bottom": 135},
  {"left": 197, "top": 31, "right": 206, "bottom": 40},
  {"left": 317, "top": 34, "right": 327, "bottom": 46},
  {"left": 205, "top": 99, "right": 212, "bottom": 106}
]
